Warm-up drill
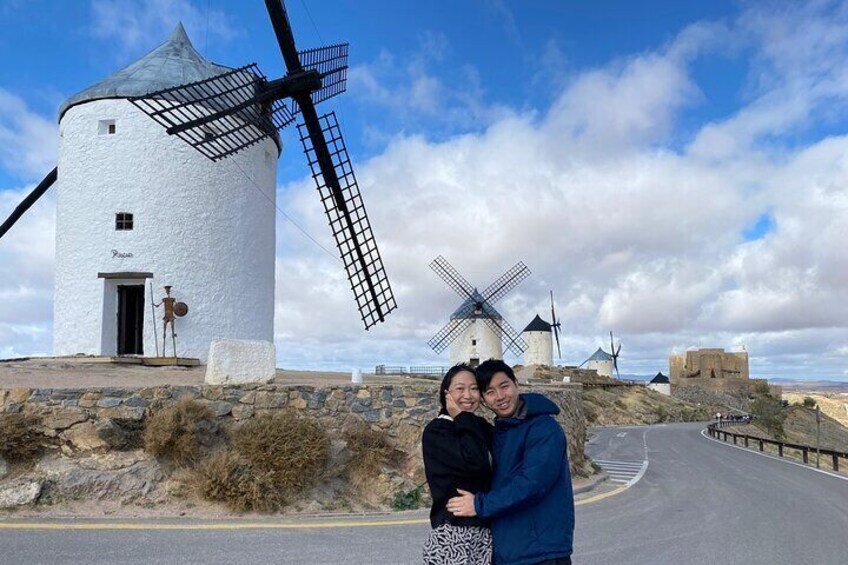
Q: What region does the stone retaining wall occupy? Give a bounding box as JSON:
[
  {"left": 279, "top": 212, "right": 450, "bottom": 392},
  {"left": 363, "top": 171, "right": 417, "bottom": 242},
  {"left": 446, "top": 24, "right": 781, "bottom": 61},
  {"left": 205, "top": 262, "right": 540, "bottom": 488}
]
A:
[
  {"left": 0, "top": 382, "right": 586, "bottom": 511},
  {"left": 1, "top": 382, "right": 586, "bottom": 475}
]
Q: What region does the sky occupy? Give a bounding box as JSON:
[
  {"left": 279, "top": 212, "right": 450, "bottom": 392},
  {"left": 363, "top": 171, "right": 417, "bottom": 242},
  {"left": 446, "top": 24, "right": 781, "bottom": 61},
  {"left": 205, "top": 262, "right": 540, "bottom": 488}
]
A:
[{"left": 1, "top": 0, "right": 848, "bottom": 381}]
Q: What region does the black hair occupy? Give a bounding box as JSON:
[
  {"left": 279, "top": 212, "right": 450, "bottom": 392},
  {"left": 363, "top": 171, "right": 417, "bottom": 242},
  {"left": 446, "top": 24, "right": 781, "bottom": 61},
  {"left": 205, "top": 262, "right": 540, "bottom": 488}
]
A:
[
  {"left": 438, "top": 363, "right": 476, "bottom": 415},
  {"left": 475, "top": 359, "right": 516, "bottom": 392}
]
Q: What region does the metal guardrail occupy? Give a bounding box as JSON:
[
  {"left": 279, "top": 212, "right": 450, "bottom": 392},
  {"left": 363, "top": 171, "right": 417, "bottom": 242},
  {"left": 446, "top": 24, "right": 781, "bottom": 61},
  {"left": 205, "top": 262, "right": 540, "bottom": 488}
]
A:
[
  {"left": 375, "top": 365, "right": 449, "bottom": 377},
  {"left": 707, "top": 423, "right": 847, "bottom": 472}
]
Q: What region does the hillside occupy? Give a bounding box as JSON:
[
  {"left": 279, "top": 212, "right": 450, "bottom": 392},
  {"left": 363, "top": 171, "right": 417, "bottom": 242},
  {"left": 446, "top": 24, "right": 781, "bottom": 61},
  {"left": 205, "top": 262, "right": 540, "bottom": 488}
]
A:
[
  {"left": 736, "top": 405, "right": 848, "bottom": 453},
  {"left": 783, "top": 392, "right": 848, "bottom": 428}
]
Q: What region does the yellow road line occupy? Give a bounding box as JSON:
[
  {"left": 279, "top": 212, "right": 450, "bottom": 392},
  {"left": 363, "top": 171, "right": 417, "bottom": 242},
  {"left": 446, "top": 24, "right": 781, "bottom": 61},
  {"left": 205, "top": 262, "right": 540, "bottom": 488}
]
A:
[
  {"left": 0, "top": 519, "right": 429, "bottom": 531},
  {"left": 0, "top": 486, "right": 627, "bottom": 531},
  {"left": 576, "top": 485, "right": 627, "bottom": 506}
]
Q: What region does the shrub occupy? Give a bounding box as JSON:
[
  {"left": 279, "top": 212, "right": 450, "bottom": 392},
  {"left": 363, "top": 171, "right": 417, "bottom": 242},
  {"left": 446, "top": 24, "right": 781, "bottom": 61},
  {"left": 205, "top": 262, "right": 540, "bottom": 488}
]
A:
[
  {"left": 232, "top": 412, "right": 330, "bottom": 496},
  {"left": 0, "top": 413, "right": 43, "bottom": 463},
  {"left": 189, "top": 450, "right": 285, "bottom": 513},
  {"left": 391, "top": 485, "right": 423, "bottom": 511},
  {"left": 750, "top": 395, "right": 786, "bottom": 439},
  {"left": 802, "top": 397, "right": 817, "bottom": 408},
  {"left": 654, "top": 404, "right": 668, "bottom": 423},
  {"left": 143, "top": 398, "right": 218, "bottom": 466},
  {"left": 343, "top": 423, "right": 404, "bottom": 489}
]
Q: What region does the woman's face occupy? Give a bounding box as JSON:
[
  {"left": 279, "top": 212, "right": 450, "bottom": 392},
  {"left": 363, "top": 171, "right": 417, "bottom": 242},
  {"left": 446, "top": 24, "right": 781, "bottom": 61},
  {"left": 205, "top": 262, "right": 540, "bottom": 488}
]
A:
[{"left": 447, "top": 370, "right": 481, "bottom": 412}]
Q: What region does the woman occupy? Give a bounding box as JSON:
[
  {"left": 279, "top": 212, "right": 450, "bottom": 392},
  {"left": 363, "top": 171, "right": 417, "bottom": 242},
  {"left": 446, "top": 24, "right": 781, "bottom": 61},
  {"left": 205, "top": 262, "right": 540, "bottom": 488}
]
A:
[{"left": 422, "top": 364, "right": 493, "bottom": 565}]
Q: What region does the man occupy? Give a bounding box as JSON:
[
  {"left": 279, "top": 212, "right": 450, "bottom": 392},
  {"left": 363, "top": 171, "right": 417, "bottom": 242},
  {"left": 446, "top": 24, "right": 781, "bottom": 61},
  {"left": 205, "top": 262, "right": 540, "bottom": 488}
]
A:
[{"left": 447, "top": 359, "right": 574, "bottom": 565}]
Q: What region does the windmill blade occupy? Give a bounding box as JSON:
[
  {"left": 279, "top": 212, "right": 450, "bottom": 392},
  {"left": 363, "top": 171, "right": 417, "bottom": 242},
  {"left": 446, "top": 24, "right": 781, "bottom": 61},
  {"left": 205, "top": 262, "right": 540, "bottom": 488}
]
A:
[
  {"left": 430, "top": 255, "right": 476, "bottom": 299},
  {"left": 481, "top": 313, "right": 527, "bottom": 356},
  {"left": 427, "top": 316, "right": 474, "bottom": 354},
  {"left": 481, "top": 261, "right": 531, "bottom": 305},
  {"left": 550, "top": 290, "right": 561, "bottom": 359},
  {"left": 0, "top": 167, "right": 58, "bottom": 241},
  {"left": 129, "top": 64, "right": 290, "bottom": 162},
  {"left": 297, "top": 112, "right": 396, "bottom": 329},
  {"left": 610, "top": 331, "right": 615, "bottom": 356},
  {"left": 613, "top": 356, "right": 620, "bottom": 379}
]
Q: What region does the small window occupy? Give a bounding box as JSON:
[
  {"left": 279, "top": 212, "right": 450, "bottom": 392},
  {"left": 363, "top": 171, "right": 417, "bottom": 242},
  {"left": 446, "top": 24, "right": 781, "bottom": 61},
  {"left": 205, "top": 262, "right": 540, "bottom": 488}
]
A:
[
  {"left": 98, "top": 120, "right": 117, "bottom": 135},
  {"left": 471, "top": 339, "right": 477, "bottom": 346},
  {"left": 116, "top": 213, "right": 133, "bottom": 231}
]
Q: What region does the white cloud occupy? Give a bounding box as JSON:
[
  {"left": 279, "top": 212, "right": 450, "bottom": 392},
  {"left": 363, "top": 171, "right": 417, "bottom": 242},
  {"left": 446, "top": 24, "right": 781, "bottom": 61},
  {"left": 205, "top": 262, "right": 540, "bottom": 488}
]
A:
[{"left": 0, "top": 89, "right": 58, "bottom": 180}]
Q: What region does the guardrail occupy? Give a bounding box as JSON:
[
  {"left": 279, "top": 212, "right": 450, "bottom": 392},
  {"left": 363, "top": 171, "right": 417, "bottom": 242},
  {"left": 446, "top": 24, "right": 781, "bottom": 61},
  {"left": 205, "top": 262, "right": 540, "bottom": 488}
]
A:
[{"left": 707, "top": 423, "right": 847, "bottom": 472}]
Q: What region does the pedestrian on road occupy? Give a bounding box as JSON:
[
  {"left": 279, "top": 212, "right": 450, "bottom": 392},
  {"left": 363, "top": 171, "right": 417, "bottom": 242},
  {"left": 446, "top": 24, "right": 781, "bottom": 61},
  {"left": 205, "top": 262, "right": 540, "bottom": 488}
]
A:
[
  {"left": 448, "top": 359, "right": 575, "bottom": 565},
  {"left": 422, "top": 364, "right": 494, "bottom": 565}
]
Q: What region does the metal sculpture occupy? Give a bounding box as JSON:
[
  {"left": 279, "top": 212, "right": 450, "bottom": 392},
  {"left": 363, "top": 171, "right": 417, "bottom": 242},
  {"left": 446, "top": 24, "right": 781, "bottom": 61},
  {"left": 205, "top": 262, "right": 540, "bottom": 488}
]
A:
[
  {"left": 0, "top": 1, "right": 396, "bottom": 331},
  {"left": 153, "top": 286, "right": 178, "bottom": 357},
  {"left": 428, "top": 255, "right": 530, "bottom": 356}
]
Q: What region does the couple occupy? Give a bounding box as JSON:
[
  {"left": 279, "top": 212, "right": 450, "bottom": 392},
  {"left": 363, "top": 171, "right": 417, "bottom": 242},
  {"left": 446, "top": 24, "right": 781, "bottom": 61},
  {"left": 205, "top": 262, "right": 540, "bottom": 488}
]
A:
[{"left": 422, "top": 359, "right": 575, "bottom": 565}]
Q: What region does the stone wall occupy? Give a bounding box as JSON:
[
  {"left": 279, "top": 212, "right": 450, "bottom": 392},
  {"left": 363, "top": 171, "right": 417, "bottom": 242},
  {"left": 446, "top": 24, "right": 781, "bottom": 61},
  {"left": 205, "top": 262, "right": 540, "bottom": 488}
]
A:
[{"left": 0, "top": 382, "right": 586, "bottom": 508}]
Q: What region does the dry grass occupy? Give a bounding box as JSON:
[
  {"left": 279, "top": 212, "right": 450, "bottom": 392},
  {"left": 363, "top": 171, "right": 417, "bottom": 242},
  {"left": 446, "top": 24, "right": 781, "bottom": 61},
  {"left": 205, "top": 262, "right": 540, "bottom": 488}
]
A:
[
  {"left": 142, "top": 398, "right": 218, "bottom": 466},
  {"left": 188, "top": 412, "right": 330, "bottom": 512},
  {"left": 343, "top": 423, "right": 404, "bottom": 489},
  {"left": 0, "top": 413, "right": 43, "bottom": 463}
]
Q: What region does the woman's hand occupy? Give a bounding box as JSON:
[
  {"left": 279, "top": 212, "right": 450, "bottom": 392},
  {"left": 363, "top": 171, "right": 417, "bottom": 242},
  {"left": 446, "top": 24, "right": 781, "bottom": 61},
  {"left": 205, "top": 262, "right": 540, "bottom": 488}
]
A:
[
  {"left": 445, "top": 391, "right": 462, "bottom": 418},
  {"left": 447, "top": 489, "right": 477, "bottom": 517}
]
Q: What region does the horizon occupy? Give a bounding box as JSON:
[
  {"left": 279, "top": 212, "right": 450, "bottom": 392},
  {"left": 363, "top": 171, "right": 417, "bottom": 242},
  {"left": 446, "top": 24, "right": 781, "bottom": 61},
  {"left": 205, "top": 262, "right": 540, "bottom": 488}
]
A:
[{"left": 2, "top": 1, "right": 848, "bottom": 381}]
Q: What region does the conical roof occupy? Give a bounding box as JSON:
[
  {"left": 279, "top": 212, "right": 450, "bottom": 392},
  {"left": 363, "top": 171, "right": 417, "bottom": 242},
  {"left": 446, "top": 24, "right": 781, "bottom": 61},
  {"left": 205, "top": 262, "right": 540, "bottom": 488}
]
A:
[
  {"left": 59, "top": 23, "right": 231, "bottom": 120},
  {"left": 523, "top": 314, "right": 551, "bottom": 333},
  {"left": 586, "top": 347, "right": 613, "bottom": 362},
  {"left": 650, "top": 372, "right": 669, "bottom": 384},
  {"left": 450, "top": 289, "right": 503, "bottom": 321}
]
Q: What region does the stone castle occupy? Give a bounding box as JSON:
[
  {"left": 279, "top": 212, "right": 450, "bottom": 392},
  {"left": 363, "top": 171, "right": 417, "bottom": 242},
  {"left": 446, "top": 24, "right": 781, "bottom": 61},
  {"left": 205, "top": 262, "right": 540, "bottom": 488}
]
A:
[{"left": 669, "top": 348, "right": 775, "bottom": 395}]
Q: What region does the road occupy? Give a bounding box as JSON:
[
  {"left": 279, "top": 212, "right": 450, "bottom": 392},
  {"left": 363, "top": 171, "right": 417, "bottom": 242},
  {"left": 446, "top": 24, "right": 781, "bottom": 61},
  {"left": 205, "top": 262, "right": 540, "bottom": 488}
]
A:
[{"left": 1, "top": 423, "right": 846, "bottom": 564}]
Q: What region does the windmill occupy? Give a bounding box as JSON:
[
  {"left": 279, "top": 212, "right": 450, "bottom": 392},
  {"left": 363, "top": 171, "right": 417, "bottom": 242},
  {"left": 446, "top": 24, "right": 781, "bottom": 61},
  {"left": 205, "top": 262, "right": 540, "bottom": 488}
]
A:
[
  {"left": 0, "top": 1, "right": 395, "bottom": 333},
  {"left": 609, "top": 331, "right": 622, "bottom": 378},
  {"left": 428, "top": 255, "right": 530, "bottom": 367},
  {"left": 520, "top": 291, "right": 561, "bottom": 367}
]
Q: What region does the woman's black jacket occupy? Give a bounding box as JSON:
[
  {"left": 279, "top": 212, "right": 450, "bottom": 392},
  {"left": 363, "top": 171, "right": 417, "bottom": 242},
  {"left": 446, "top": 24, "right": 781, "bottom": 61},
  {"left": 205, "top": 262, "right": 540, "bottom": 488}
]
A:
[{"left": 422, "top": 411, "right": 493, "bottom": 529}]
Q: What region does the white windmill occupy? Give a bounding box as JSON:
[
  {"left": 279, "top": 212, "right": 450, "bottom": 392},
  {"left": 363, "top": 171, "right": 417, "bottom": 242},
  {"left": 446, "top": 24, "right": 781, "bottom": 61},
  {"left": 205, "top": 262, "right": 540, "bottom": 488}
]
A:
[
  {"left": 1, "top": 3, "right": 396, "bottom": 362},
  {"left": 522, "top": 291, "right": 562, "bottom": 366}
]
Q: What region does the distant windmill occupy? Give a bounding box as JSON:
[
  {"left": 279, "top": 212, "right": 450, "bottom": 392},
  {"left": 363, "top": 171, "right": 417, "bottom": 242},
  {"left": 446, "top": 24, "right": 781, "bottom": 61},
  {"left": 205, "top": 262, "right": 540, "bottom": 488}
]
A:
[
  {"left": 428, "top": 255, "right": 530, "bottom": 367},
  {"left": 579, "top": 331, "right": 622, "bottom": 379},
  {"left": 521, "top": 291, "right": 562, "bottom": 367}
]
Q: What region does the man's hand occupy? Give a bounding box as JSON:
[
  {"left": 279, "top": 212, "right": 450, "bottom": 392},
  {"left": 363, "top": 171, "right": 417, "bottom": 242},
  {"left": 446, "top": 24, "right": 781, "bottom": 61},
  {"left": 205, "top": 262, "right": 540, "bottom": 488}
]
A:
[
  {"left": 447, "top": 489, "right": 477, "bottom": 517},
  {"left": 445, "top": 392, "right": 461, "bottom": 419}
]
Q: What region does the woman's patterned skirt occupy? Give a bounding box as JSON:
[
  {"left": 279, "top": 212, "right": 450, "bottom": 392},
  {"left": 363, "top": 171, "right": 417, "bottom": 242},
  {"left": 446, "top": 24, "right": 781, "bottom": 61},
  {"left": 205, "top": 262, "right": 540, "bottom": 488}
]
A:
[{"left": 422, "top": 524, "right": 492, "bottom": 565}]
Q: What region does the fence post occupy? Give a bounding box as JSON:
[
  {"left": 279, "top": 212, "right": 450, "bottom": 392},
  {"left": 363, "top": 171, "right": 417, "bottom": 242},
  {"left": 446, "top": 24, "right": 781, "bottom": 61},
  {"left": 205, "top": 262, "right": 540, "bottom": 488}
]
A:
[
  {"left": 834, "top": 454, "right": 839, "bottom": 472},
  {"left": 778, "top": 444, "right": 783, "bottom": 457},
  {"left": 803, "top": 448, "right": 808, "bottom": 464},
  {"left": 744, "top": 436, "right": 749, "bottom": 448},
  {"left": 759, "top": 439, "right": 764, "bottom": 451},
  {"left": 733, "top": 434, "right": 737, "bottom": 445}
]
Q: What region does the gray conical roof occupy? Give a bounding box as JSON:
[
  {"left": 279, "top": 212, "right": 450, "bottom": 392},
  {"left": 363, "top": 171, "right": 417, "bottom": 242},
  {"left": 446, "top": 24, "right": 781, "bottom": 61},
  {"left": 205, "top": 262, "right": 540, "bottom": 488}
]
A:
[
  {"left": 450, "top": 290, "right": 503, "bottom": 321},
  {"left": 59, "top": 23, "right": 231, "bottom": 120},
  {"left": 650, "top": 372, "right": 669, "bottom": 384},
  {"left": 586, "top": 347, "right": 613, "bottom": 362},
  {"left": 523, "top": 314, "right": 551, "bottom": 333}
]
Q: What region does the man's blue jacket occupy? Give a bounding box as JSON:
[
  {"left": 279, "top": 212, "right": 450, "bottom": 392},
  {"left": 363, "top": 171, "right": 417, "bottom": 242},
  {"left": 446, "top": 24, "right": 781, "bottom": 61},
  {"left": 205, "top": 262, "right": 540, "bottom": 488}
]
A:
[{"left": 473, "top": 393, "right": 574, "bottom": 565}]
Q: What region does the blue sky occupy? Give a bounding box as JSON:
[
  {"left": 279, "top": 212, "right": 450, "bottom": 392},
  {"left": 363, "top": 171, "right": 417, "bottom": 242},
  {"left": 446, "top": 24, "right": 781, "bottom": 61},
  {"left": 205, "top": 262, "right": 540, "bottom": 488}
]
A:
[{"left": 2, "top": 0, "right": 848, "bottom": 381}]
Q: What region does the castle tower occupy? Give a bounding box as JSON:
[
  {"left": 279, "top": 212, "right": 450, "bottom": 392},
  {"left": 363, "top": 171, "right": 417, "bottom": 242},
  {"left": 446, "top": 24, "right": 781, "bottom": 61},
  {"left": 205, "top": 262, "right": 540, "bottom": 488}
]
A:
[
  {"left": 53, "top": 25, "right": 278, "bottom": 361},
  {"left": 449, "top": 290, "right": 503, "bottom": 367},
  {"left": 522, "top": 314, "right": 552, "bottom": 366}
]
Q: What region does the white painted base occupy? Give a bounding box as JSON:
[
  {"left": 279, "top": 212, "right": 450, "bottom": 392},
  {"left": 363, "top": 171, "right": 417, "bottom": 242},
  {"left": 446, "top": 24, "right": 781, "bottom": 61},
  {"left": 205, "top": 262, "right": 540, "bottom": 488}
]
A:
[
  {"left": 205, "top": 339, "right": 276, "bottom": 385},
  {"left": 648, "top": 383, "right": 671, "bottom": 396}
]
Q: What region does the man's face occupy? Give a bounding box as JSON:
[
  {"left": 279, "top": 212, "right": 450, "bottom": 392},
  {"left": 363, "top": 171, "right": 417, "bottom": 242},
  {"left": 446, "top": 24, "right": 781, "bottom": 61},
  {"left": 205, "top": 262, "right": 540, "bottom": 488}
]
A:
[{"left": 482, "top": 371, "right": 519, "bottom": 418}]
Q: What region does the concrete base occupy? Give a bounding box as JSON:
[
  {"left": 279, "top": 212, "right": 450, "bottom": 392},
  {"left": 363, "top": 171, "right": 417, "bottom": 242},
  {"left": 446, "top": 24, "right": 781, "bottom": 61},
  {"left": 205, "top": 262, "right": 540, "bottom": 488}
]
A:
[{"left": 205, "top": 339, "right": 276, "bottom": 385}]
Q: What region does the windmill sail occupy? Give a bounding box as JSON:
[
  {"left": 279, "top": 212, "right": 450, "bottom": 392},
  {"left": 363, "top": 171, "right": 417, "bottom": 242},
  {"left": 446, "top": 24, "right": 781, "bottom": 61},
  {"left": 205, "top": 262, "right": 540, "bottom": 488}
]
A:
[
  {"left": 0, "top": 167, "right": 58, "bottom": 241},
  {"left": 298, "top": 113, "right": 395, "bottom": 328}
]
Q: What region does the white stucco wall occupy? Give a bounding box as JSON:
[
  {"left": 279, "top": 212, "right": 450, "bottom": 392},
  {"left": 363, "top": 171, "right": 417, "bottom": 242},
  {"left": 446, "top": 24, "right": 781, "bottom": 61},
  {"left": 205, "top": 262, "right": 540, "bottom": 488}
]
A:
[
  {"left": 648, "top": 383, "right": 671, "bottom": 396},
  {"left": 54, "top": 99, "right": 277, "bottom": 361},
  {"left": 523, "top": 331, "right": 552, "bottom": 366},
  {"left": 587, "top": 359, "right": 613, "bottom": 378},
  {"left": 449, "top": 320, "right": 503, "bottom": 366}
]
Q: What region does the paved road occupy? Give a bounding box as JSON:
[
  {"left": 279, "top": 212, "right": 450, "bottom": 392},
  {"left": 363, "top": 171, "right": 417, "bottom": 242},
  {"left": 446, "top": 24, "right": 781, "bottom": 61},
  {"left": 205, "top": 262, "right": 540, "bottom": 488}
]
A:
[{"left": 2, "top": 422, "right": 846, "bottom": 564}]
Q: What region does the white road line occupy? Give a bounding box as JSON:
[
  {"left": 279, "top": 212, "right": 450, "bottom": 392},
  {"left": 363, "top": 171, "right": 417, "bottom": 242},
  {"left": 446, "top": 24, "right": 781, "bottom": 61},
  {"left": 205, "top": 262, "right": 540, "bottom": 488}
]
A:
[{"left": 699, "top": 428, "right": 848, "bottom": 482}]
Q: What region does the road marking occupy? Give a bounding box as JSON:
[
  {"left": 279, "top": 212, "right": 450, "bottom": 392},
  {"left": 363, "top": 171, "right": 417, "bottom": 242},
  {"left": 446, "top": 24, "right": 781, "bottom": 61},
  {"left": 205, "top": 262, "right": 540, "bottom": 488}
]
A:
[
  {"left": 616, "top": 432, "right": 627, "bottom": 437},
  {"left": 592, "top": 458, "right": 648, "bottom": 488},
  {"left": 700, "top": 428, "right": 848, "bottom": 482},
  {"left": 575, "top": 486, "right": 626, "bottom": 505},
  {"left": 0, "top": 519, "right": 430, "bottom": 531}
]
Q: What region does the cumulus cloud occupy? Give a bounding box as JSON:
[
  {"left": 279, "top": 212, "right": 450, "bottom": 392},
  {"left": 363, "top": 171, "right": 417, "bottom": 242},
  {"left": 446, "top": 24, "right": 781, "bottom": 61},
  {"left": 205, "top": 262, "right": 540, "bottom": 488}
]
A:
[{"left": 0, "top": 90, "right": 58, "bottom": 180}]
